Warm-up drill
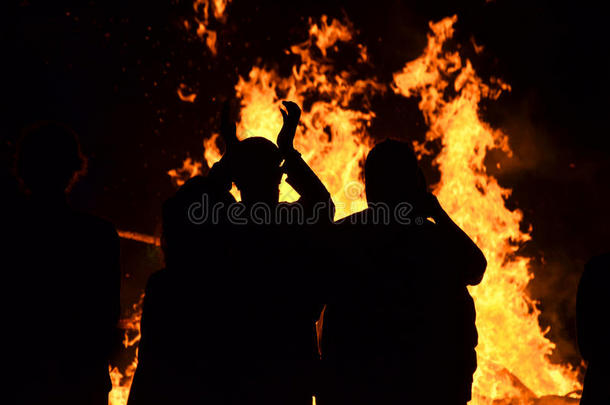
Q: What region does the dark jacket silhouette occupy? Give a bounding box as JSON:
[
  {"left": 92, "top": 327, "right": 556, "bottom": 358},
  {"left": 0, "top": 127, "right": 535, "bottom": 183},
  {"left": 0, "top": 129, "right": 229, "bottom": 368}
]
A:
[
  {"left": 128, "top": 101, "right": 333, "bottom": 405},
  {"left": 577, "top": 253, "right": 610, "bottom": 405},
  {"left": 223, "top": 101, "right": 333, "bottom": 405},
  {"left": 127, "top": 174, "right": 238, "bottom": 405},
  {"left": 319, "top": 139, "right": 486, "bottom": 405},
  {"left": 5, "top": 122, "right": 120, "bottom": 405}
]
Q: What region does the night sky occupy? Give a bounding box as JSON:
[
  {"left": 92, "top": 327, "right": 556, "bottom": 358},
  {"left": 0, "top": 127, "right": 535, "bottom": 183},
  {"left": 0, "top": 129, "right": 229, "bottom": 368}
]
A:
[{"left": 4, "top": 0, "right": 610, "bottom": 370}]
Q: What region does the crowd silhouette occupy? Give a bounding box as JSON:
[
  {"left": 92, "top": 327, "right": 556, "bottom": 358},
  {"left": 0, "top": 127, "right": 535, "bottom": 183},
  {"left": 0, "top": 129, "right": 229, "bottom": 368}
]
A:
[{"left": 2, "top": 102, "right": 605, "bottom": 405}]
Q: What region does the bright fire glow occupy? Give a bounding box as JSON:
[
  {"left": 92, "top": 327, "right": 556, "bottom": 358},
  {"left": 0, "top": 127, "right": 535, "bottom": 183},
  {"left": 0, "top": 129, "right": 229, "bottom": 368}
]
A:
[
  {"left": 174, "top": 15, "right": 385, "bottom": 218},
  {"left": 113, "top": 11, "right": 582, "bottom": 405},
  {"left": 392, "top": 16, "right": 580, "bottom": 403}
]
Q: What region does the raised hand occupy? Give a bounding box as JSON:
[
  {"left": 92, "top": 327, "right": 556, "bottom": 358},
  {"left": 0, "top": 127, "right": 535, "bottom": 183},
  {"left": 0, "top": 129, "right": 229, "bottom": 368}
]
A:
[{"left": 277, "top": 101, "right": 302, "bottom": 155}]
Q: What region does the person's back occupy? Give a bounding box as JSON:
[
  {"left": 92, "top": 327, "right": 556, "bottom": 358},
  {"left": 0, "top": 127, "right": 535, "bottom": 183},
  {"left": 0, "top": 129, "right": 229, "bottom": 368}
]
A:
[
  {"left": 127, "top": 174, "right": 239, "bottom": 405},
  {"left": 321, "top": 211, "right": 457, "bottom": 405},
  {"left": 577, "top": 253, "right": 610, "bottom": 405},
  {"left": 223, "top": 101, "right": 332, "bottom": 405},
  {"left": 320, "top": 139, "right": 486, "bottom": 405},
  {"left": 7, "top": 122, "right": 120, "bottom": 405},
  {"left": 225, "top": 221, "right": 320, "bottom": 405},
  {"left": 130, "top": 265, "right": 240, "bottom": 405}
]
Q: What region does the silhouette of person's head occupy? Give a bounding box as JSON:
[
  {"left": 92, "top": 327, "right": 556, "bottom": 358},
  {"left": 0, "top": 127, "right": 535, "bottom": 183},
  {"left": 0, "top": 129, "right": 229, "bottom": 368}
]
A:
[
  {"left": 231, "top": 137, "right": 283, "bottom": 207},
  {"left": 162, "top": 175, "right": 234, "bottom": 268},
  {"left": 16, "top": 122, "right": 86, "bottom": 199},
  {"left": 364, "top": 139, "right": 426, "bottom": 209}
]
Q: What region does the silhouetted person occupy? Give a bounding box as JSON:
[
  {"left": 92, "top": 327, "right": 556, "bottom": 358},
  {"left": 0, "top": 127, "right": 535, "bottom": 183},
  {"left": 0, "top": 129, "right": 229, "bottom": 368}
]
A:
[
  {"left": 320, "top": 139, "right": 486, "bottom": 405},
  {"left": 227, "top": 101, "right": 334, "bottom": 219},
  {"left": 128, "top": 101, "right": 332, "bottom": 405},
  {"left": 6, "top": 122, "right": 120, "bottom": 405},
  {"left": 220, "top": 101, "right": 334, "bottom": 405},
  {"left": 577, "top": 253, "right": 610, "bottom": 405},
  {"left": 127, "top": 171, "right": 237, "bottom": 405}
]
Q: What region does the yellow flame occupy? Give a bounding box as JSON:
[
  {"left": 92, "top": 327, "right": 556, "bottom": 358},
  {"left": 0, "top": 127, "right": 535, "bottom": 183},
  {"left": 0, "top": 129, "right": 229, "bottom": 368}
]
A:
[
  {"left": 112, "top": 13, "right": 582, "bottom": 405},
  {"left": 392, "top": 16, "right": 580, "bottom": 403},
  {"left": 199, "top": 17, "right": 385, "bottom": 218}
]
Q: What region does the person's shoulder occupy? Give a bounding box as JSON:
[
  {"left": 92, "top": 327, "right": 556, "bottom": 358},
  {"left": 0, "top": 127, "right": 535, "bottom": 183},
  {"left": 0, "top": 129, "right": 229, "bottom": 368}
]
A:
[
  {"left": 144, "top": 269, "right": 170, "bottom": 295},
  {"left": 71, "top": 210, "right": 118, "bottom": 238},
  {"left": 584, "top": 253, "right": 610, "bottom": 275},
  {"left": 580, "top": 253, "right": 610, "bottom": 290},
  {"left": 147, "top": 268, "right": 168, "bottom": 283},
  {"left": 585, "top": 252, "right": 610, "bottom": 269}
]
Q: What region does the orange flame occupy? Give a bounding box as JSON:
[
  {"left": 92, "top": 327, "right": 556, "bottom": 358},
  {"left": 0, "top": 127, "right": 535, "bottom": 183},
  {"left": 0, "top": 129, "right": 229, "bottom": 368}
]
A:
[
  {"left": 190, "top": 0, "right": 231, "bottom": 54},
  {"left": 201, "top": 16, "right": 385, "bottom": 218},
  {"left": 177, "top": 83, "right": 197, "bottom": 103},
  {"left": 112, "top": 13, "right": 582, "bottom": 405},
  {"left": 117, "top": 230, "right": 160, "bottom": 247},
  {"left": 108, "top": 295, "right": 144, "bottom": 405},
  {"left": 167, "top": 157, "right": 202, "bottom": 187},
  {"left": 392, "top": 16, "right": 581, "bottom": 403}
]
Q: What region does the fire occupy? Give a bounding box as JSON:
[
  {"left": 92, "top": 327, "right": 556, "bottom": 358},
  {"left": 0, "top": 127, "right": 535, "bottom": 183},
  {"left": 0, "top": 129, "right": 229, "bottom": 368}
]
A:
[
  {"left": 109, "top": 296, "right": 144, "bottom": 405},
  {"left": 188, "top": 0, "right": 232, "bottom": 54},
  {"left": 113, "top": 11, "right": 582, "bottom": 405},
  {"left": 167, "top": 157, "right": 203, "bottom": 187},
  {"left": 392, "top": 16, "right": 581, "bottom": 403},
  {"left": 177, "top": 83, "right": 197, "bottom": 103},
  {"left": 197, "top": 16, "right": 385, "bottom": 218}
]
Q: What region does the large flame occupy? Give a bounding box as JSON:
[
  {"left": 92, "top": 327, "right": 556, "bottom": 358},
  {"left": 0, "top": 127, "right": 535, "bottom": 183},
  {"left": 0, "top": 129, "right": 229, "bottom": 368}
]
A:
[
  {"left": 187, "top": 15, "right": 385, "bottom": 218},
  {"left": 114, "top": 11, "right": 582, "bottom": 405},
  {"left": 392, "top": 16, "right": 581, "bottom": 403}
]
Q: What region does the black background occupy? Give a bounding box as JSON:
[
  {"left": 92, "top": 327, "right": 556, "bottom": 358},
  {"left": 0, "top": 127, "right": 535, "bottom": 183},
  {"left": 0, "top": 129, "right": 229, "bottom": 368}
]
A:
[{"left": 3, "top": 0, "right": 610, "bottom": 371}]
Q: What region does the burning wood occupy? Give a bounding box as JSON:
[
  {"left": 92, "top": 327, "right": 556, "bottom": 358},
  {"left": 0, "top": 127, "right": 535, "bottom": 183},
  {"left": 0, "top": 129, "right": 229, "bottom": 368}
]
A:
[{"left": 117, "top": 230, "right": 160, "bottom": 247}]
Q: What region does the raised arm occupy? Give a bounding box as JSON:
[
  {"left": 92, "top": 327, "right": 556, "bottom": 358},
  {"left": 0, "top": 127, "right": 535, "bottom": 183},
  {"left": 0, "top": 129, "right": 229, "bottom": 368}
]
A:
[
  {"left": 277, "top": 101, "right": 335, "bottom": 221},
  {"left": 424, "top": 192, "right": 487, "bottom": 285}
]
